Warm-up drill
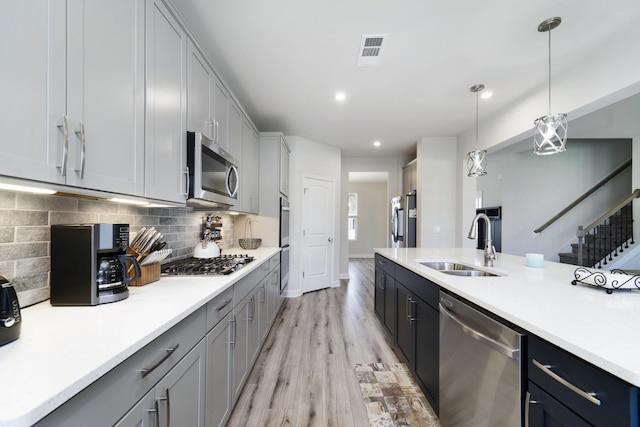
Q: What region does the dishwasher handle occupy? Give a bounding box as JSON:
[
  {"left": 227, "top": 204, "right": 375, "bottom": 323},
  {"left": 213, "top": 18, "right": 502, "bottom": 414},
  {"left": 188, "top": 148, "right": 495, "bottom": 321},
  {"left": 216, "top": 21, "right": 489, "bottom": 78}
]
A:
[{"left": 439, "top": 303, "right": 520, "bottom": 360}]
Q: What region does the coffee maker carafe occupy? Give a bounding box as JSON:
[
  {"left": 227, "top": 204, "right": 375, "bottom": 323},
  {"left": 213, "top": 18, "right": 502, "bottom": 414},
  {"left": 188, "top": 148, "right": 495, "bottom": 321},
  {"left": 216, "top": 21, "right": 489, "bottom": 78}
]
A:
[{"left": 50, "top": 224, "right": 141, "bottom": 306}]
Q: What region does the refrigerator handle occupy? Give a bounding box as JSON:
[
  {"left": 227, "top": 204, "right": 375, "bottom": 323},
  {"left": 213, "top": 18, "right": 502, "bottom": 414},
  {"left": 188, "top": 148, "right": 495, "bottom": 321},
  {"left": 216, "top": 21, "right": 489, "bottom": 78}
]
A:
[{"left": 397, "top": 209, "right": 405, "bottom": 239}]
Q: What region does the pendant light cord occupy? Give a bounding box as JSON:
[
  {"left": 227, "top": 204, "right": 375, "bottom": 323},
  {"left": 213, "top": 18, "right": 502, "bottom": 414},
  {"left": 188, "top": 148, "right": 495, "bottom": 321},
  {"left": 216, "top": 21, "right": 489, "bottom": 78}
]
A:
[
  {"left": 547, "top": 28, "right": 552, "bottom": 115},
  {"left": 475, "top": 90, "right": 479, "bottom": 149}
]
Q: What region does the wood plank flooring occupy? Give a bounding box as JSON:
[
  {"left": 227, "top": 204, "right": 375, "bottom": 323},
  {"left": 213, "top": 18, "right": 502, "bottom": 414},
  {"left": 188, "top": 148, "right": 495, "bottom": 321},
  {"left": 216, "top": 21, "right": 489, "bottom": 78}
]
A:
[{"left": 227, "top": 258, "right": 401, "bottom": 426}]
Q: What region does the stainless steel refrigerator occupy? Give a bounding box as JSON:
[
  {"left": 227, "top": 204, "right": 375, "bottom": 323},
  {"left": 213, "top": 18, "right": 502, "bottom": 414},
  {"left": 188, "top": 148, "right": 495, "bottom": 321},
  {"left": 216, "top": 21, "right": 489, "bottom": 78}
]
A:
[{"left": 391, "top": 193, "right": 417, "bottom": 248}]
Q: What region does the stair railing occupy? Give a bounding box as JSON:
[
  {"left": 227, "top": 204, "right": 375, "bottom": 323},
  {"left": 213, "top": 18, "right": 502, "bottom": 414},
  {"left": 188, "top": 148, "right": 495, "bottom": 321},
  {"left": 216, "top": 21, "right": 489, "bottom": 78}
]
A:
[
  {"left": 577, "top": 189, "right": 639, "bottom": 267},
  {"left": 534, "top": 158, "right": 632, "bottom": 234}
]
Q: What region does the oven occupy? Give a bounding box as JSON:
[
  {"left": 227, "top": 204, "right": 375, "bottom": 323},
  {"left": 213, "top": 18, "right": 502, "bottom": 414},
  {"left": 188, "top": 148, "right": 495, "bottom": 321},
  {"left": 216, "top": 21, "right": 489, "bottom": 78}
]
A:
[
  {"left": 279, "top": 197, "right": 290, "bottom": 295},
  {"left": 280, "top": 245, "right": 289, "bottom": 295}
]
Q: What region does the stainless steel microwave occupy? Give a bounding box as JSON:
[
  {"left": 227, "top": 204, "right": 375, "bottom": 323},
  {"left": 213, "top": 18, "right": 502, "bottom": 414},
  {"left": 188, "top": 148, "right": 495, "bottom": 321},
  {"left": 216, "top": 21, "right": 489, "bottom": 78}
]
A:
[{"left": 186, "top": 131, "right": 239, "bottom": 208}]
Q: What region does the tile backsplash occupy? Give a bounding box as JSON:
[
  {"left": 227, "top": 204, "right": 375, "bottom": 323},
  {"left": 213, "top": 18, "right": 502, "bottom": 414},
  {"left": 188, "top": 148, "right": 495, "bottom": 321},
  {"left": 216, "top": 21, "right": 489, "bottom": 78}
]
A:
[{"left": 0, "top": 190, "right": 236, "bottom": 307}]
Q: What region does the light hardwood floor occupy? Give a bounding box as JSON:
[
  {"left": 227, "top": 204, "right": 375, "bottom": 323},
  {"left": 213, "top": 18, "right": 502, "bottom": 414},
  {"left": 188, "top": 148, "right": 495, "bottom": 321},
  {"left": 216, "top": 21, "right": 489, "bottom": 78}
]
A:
[{"left": 227, "top": 258, "right": 401, "bottom": 426}]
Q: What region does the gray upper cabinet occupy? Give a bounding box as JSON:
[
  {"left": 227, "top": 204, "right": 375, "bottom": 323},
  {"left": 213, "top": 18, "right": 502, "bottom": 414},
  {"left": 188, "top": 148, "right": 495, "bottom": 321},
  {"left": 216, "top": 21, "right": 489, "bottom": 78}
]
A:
[
  {"left": 227, "top": 100, "right": 243, "bottom": 164},
  {"left": 211, "top": 77, "right": 230, "bottom": 152},
  {"left": 279, "top": 138, "right": 290, "bottom": 197},
  {"left": 0, "top": 0, "right": 145, "bottom": 195},
  {"left": 144, "top": 0, "right": 188, "bottom": 203},
  {"left": 187, "top": 40, "right": 215, "bottom": 140},
  {"left": 259, "top": 132, "right": 289, "bottom": 216},
  {"left": 0, "top": 2, "right": 66, "bottom": 184},
  {"left": 239, "top": 118, "right": 260, "bottom": 214},
  {"left": 402, "top": 159, "right": 417, "bottom": 194}
]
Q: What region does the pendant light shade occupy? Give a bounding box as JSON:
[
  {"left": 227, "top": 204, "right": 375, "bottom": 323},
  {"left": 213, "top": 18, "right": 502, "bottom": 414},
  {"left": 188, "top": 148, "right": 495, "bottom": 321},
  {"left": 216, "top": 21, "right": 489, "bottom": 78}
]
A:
[
  {"left": 467, "top": 84, "right": 487, "bottom": 177},
  {"left": 534, "top": 17, "right": 567, "bottom": 155}
]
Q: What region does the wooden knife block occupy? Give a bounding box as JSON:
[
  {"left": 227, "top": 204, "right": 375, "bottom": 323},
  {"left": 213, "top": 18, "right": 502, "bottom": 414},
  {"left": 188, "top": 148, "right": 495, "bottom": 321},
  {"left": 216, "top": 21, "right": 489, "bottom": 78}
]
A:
[
  {"left": 126, "top": 247, "right": 160, "bottom": 287},
  {"left": 128, "top": 263, "right": 161, "bottom": 287}
]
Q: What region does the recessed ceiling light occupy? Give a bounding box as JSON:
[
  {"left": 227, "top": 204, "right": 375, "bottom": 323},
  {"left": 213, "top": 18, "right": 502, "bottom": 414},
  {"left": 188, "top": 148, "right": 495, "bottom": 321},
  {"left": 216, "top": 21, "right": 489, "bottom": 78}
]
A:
[
  {"left": 373, "top": 141, "right": 381, "bottom": 147},
  {"left": 335, "top": 92, "right": 346, "bottom": 102},
  {"left": 481, "top": 91, "right": 493, "bottom": 99}
]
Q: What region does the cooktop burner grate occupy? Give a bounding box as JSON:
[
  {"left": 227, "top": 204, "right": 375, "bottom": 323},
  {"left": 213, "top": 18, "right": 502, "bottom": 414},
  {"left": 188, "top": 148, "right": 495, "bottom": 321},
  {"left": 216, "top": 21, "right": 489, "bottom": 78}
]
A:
[{"left": 161, "top": 254, "right": 254, "bottom": 276}]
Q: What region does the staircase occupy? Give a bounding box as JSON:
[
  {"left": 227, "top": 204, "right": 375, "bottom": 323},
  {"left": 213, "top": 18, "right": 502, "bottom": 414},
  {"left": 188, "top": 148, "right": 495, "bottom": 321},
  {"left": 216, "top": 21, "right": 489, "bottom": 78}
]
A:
[{"left": 559, "top": 204, "right": 634, "bottom": 268}]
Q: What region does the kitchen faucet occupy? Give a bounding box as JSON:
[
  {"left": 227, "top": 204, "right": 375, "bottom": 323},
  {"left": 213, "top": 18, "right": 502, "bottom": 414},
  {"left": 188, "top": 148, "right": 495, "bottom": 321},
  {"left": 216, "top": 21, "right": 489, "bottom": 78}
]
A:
[{"left": 468, "top": 213, "right": 497, "bottom": 267}]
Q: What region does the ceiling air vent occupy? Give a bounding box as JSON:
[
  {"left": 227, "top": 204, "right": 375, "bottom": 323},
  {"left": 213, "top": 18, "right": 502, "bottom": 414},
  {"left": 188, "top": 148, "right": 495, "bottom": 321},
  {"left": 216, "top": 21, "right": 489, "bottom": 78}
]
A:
[{"left": 357, "top": 34, "right": 388, "bottom": 67}]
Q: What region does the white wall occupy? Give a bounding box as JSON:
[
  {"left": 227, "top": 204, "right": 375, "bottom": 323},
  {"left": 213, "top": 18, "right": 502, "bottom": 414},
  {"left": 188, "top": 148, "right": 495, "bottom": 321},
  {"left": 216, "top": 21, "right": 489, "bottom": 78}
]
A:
[
  {"left": 340, "top": 157, "right": 403, "bottom": 278},
  {"left": 286, "top": 136, "right": 342, "bottom": 296},
  {"left": 347, "top": 181, "right": 388, "bottom": 257},
  {"left": 417, "top": 137, "right": 457, "bottom": 247},
  {"left": 477, "top": 139, "right": 632, "bottom": 260}
]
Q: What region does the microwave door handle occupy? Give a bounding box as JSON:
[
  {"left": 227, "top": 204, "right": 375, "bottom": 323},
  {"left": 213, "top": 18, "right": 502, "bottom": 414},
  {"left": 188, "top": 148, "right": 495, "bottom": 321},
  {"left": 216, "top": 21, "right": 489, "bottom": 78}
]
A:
[{"left": 227, "top": 164, "right": 239, "bottom": 197}]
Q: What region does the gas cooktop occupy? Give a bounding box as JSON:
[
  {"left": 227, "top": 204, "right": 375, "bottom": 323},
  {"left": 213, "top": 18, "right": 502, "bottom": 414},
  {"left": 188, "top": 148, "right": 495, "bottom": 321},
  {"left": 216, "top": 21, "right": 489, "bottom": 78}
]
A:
[{"left": 161, "top": 254, "right": 254, "bottom": 276}]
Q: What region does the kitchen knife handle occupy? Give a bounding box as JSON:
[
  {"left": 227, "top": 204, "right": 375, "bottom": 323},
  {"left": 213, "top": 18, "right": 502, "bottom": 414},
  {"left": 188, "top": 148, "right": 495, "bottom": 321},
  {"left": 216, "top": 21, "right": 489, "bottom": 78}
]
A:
[
  {"left": 56, "top": 115, "right": 69, "bottom": 176},
  {"left": 74, "top": 122, "right": 86, "bottom": 179},
  {"left": 140, "top": 344, "right": 180, "bottom": 378}
]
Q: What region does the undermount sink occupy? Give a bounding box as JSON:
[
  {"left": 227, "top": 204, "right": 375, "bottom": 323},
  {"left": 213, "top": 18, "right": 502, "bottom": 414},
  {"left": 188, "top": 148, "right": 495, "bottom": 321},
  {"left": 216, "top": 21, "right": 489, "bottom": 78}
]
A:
[
  {"left": 440, "top": 269, "right": 499, "bottom": 277},
  {"left": 419, "top": 261, "right": 475, "bottom": 271},
  {"left": 418, "top": 260, "right": 501, "bottom": 277}
]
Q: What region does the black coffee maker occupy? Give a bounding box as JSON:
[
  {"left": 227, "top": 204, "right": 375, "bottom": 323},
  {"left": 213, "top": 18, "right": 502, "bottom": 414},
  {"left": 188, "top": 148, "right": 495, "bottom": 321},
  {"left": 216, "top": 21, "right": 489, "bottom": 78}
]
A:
[
  {"left": 50, "top": 224, "right": 141, "bottom": 306},
  {"left": 0, "top": 275, "right": 21, "bottom": 346}
]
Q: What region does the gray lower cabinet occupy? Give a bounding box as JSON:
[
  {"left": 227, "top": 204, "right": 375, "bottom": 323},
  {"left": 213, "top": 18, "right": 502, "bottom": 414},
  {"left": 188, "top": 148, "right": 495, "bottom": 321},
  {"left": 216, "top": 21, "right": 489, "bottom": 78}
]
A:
[
  {"left": 35, "top": 255, "right": 282, "bottom": 427},
  {"left": 116, "top": 340, "right": 206, "bottom": 427},
  {"left": 205, "top": 312, "right": 233, "bottom": 427},
  {"left": 35, "top": 307, "right": 207, "bottom": 427}
]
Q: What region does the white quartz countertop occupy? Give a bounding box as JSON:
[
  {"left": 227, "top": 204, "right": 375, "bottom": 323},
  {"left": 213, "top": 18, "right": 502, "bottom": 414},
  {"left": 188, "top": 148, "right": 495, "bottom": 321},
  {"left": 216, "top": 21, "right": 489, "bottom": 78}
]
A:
[
  {"left": 375, "top": 247, "right": 640, "bottom": 388},
  {"left": 0, "top": 247, "right": 280, "bottom": 427}
]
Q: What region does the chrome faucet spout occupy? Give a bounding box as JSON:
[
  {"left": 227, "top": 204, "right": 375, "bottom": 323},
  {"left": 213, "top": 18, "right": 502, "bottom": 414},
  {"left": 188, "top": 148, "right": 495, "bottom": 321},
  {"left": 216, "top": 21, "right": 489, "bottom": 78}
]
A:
[{"left": 468, "top": 213, "right": 497, "bottom": 267}]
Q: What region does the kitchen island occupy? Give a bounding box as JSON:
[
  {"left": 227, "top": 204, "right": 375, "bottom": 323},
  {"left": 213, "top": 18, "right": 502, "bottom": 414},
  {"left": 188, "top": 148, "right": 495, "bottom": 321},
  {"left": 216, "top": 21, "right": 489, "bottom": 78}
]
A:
[
  {"left": 375, "top": 247, "right": 640, "bottom": 388},
  {"left": 0, "top": 247, "right": 280, "bottom": 427}
]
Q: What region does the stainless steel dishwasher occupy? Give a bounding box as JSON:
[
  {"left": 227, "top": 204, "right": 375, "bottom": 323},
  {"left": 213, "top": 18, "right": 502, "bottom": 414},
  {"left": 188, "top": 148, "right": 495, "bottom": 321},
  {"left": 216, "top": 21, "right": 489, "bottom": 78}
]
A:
[{"left": 439, "top": 292, "right": 524, "bottom": 427}]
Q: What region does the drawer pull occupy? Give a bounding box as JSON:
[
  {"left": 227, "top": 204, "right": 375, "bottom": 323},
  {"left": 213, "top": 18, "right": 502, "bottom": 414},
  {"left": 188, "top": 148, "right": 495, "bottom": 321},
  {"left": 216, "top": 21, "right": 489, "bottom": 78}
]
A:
[
  {"left": 140, "top": 344, "right": 180, "bottom": 378},
  {"left": 532, "top": 359, "right": 601, "bottom": 406},
  {"left": 216, "top": 298, "right": 232, "bottom": 311}
]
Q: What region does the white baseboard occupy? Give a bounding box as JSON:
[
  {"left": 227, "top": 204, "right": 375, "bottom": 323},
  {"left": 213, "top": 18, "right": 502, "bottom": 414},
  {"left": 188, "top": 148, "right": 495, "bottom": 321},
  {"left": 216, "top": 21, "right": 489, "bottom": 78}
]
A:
[
  {"left": 339, "top": 273, "right": 350, "bottom": 280},
  {"left": 349, "top": 254, "right": 375, "bottom": 258}
]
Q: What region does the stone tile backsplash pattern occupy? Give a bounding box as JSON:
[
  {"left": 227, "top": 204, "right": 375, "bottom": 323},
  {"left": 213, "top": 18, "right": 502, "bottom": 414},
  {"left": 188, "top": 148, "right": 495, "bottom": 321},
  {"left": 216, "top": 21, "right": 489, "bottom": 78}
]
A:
[{"left": 0, "top": 191, "right": 236, "bottom": 307}]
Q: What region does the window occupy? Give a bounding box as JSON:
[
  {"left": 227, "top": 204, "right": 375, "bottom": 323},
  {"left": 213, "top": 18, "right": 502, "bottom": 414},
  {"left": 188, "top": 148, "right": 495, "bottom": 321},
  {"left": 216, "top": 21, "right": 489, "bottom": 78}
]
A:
[{"left": 348, "top": 192, "right": 358, "bottom": 240}]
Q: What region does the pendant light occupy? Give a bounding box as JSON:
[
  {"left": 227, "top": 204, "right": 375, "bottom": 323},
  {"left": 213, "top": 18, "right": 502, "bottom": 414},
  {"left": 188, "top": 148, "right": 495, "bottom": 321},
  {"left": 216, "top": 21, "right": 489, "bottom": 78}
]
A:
[
  {"left": 467, "top": 84, "right": 487, "bottom": 177},
  {"left": 533, "top": 17, "right": 567, "bottom": 155}
]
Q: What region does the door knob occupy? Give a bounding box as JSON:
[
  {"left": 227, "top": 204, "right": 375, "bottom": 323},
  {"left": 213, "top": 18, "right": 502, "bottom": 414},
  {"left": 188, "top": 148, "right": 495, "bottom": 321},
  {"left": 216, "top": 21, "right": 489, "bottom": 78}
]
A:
[{"left": 328, "top": 237, "right": 333, "bottom": 242}]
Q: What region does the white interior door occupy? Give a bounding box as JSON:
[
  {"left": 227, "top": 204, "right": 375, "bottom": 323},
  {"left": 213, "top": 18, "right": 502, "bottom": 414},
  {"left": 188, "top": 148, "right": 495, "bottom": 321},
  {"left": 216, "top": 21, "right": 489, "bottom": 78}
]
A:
[{"left": 301, "top": 176, "right": 334, "bottom": 293}]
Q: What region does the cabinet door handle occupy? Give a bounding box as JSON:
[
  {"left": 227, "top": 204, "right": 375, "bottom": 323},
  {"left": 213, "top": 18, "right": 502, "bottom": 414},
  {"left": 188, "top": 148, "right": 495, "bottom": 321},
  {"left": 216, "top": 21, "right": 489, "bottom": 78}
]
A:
[
  {"left": 215, "top": 298, "right": 232, "bottom": 311},
  {"left": 140, "top": 344, "right": 180, "bottom": 378},
  {"left": 406, "top": 295, "right": 412, "bottom": 321},
  {"left": 248, "top": 296, "right": 255, "bottom": 321},
  {"left": 532, "top": 359, "right": 601, "bottom": 406},
  {"left": 165, "top": 388, "right": 171, "bottom": 427},
  {"left": 524, "top": 391, "right": 540, "bottom": 427},
  {"left": 153, "top": 399, "right": 161, "bottom": 427},
  {"left": 56, "top": 115, "right": 69, "bottom": 176},
  {"left": 229, "top": 317, "right": 236, "bottom": 346},
  {"left": 183, "top": 166, "right": 190, "bottom": 196},
  {"left": 74, "top": 122, "right": 86, "bottom": 179}
]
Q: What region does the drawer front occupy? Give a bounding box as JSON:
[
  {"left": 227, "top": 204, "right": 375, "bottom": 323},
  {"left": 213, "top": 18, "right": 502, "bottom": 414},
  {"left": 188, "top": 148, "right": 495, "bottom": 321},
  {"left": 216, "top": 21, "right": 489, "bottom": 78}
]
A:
[
  {"left": 206, "top": 286, "right": 234, "bottom": 331},
  {"left": 395, "top": 264, "right": 439, "bottom": 309},
  {"left": 528, "top": 336, "right": 637, "bottom": 426},
  {"left": 269, "top": 253, "right": 280, "bottom": 271},
  {"left": 235, "top": 261, "right": 269, "bottom": 302},
  {"left": 375, "top": 254, "right": 395, "bottom": 276},
  {"left": 36, "top": 307, "right": 207, "bottom": 427}
]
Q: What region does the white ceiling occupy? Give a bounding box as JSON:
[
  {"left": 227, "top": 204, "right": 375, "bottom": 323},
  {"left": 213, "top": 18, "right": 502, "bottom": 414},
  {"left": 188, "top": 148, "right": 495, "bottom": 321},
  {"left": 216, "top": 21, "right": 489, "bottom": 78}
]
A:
[{"left": 170, "top": 0, "right": 640, "bottom": 158}]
